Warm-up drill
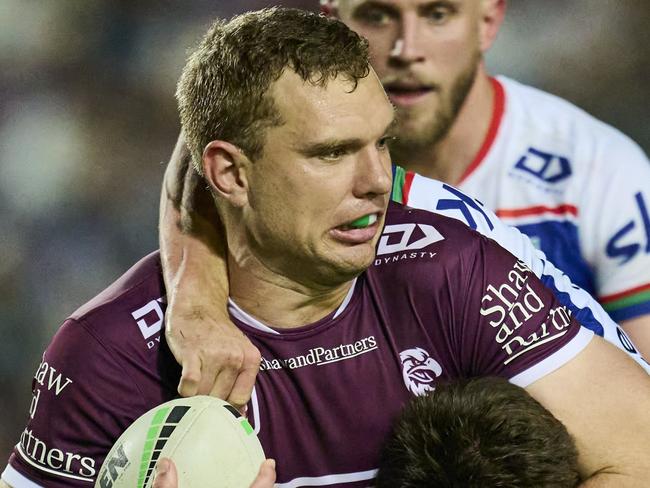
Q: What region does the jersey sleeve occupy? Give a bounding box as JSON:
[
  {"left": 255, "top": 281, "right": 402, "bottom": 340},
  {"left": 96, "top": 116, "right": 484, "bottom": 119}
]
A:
[
  {"left": 579, "top": 136, "right": 650, "bottom": 322},
  {"left": 455, "top": 233, "right": 594, "bottom": 386},
  {"left": 3, "top": 319, "right": 146, "bottom": 488},
  {"left": 396, "top": 166, "right": 650, "bottom": 372}
]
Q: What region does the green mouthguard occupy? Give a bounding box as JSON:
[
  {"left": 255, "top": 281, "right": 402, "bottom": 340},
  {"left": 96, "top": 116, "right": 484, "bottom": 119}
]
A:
[{"left": 350, "top": 215, "right": 371, "bottom": 228}]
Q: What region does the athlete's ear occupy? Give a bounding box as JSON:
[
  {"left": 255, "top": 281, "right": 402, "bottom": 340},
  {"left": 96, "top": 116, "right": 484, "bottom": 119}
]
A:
[
  {"left": 479, "top": 0, "right": 506, "bottom": 53},
  {"left": 202, "top": 140, "right": 250, "bottom": 208}
]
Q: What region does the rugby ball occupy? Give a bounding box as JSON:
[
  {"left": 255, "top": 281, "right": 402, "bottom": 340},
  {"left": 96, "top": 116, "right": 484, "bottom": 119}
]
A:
[{"left": 95, "top": 396, "right": 265, "bottom": 488}]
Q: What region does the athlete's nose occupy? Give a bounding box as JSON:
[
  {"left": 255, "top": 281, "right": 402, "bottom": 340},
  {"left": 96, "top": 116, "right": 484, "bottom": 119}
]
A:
[
  {"left": 389, "top": 14, "right": 425, "bottom": 65},
  {"left": 353, "top": 146, "right": 392, "bottom": 200}
]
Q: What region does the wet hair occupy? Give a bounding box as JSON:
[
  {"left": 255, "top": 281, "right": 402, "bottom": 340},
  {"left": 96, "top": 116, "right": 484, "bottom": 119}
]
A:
[
  {"left": 376, "top": 377, "right": 580, "bottom": 488},
  {"left": 176, "top": 7, "right": 370, "bottom": 169}
]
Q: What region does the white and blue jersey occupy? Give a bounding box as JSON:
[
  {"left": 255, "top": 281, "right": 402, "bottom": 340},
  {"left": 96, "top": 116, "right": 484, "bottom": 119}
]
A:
[
  {"left": 398, "top": 75, "right": 650, "bottom": 323},
  {"left": 391, "top": 164, "right": 648, "bottom": 372}
]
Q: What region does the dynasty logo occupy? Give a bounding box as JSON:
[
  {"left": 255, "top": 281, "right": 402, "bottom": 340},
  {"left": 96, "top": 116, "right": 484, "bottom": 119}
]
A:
[{"left": 375, "top": 224, "right": 442, "bottom": 266}]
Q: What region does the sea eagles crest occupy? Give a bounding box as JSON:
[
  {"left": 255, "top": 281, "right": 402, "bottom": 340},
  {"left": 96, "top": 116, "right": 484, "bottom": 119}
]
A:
[{"left": 399, "top": 347, "right": 442, "bottom": 396}]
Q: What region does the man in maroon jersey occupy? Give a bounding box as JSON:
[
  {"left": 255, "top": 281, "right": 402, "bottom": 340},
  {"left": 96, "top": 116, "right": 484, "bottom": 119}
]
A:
[
  {"left": 157, "top": 0, "right": 650, "bottom": 416},
  {"left": 3, "top": 8, "right": 650, "bottom": 488}
]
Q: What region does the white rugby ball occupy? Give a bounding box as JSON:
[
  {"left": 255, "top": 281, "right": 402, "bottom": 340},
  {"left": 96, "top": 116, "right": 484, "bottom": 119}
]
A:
[{"left": 95, "top": 396, "right": 265, "bottom": 488}]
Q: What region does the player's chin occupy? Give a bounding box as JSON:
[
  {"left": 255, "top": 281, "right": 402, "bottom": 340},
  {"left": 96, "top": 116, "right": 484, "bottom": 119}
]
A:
[
  {"left": 319, "top": 234, "right": 379, "bottom": 278},
  {"left": 401, "top": 109, "right": 436, "bottom": 132},
  {"left": 331, "top": 245, "right": 377, "bottom": 277}
]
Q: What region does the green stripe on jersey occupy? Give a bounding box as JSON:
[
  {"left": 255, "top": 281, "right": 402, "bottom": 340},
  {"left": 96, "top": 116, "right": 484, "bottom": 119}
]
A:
[
  {"left": 392, "top": 165, "right": 406, "bottom": 204},
  {"left": 603, "top": 289, "right": 650, "bottom": 312}
]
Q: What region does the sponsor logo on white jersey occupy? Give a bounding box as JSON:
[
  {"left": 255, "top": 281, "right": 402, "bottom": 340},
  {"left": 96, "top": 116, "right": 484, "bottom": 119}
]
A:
[
  {"left": 513, "top": 147, "right": 572, "bottom": 185},
  {"left": 606, "top": 192, "right": 650, "bottom": 265},
  {"left": 399, "top": 347, "right": 442, "bottom": 396},
  {"left": 377, "top": 223, "right": 443, "bottom": 256}
]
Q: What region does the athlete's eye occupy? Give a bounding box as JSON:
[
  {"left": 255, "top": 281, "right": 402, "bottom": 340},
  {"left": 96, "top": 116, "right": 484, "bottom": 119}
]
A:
[
  {"left": 377, "top": 136, "right": 396, "bottom": 151},
  {"left": 353, "top": 5, "right": 397, "bottom": 27},
  {"left": 421, "top": 3, "right": 457, "bottom": 25},
  {"left": 321, "top": 148, "right": 348, "bottom": 161}
]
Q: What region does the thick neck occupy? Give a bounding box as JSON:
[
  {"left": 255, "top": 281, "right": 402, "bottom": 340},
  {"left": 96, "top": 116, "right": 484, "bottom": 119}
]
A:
[
  {"left": 226, "top": 250, "right": 354, "bottom": 329},
  {"left": 392, "top": 66, "right": 497, "bottom": 185}
]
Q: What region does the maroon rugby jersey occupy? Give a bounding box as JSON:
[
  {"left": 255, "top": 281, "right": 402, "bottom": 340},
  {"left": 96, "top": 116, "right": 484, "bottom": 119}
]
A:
[{"left": 4, "top": 202, "right": 592, "bottom": 488}]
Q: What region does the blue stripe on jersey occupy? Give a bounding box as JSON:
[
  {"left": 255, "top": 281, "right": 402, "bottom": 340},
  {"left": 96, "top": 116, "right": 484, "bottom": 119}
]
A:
[
  {"left": 515, "top": 221, "right": 595, "bottom": 295},
  {"left": 515, "top": 221, "right": 605, "bottom": 336},
  {"left": 390, "top": 164, "right": 398, "bottom": 202},
  {"left": 541, "top": 273, "right": 605, "bottom": 337},
  {"left": 609, "top": 301, "right": 650, "bottom": 323}
]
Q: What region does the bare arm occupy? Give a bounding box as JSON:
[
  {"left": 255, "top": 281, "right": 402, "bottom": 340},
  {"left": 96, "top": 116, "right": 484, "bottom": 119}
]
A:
[
  {"left": 620, "top": 315, "right": 650, "bottom": 362},
  {"left": 526, "top": 336, "right": 650, "bottom": 486},
  {"left": 160, "top": 132, "right": 260, "bottom": 408}
]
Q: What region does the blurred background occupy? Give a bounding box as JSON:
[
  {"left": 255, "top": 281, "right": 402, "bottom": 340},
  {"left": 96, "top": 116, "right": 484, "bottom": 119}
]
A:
[{"left": 0, "top": 0, "right": 648, "bottom": 461}]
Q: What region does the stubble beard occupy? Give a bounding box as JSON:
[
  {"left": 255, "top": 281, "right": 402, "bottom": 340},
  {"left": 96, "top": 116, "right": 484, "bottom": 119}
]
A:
[{"left": 390, "top": 51, "right": 481, "bottom": 159}]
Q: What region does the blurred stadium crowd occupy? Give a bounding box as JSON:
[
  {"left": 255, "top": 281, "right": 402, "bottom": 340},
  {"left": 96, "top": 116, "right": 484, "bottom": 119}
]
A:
[{"left": 0, "top": 0, "right": 647, "bottom": 460}]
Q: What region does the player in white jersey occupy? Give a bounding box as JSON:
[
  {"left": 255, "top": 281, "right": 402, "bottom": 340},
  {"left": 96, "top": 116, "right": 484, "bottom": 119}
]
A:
[
  {"left": 405, "top": 75, "right": 650, "bottom": 324},
  {"left": 331, "top": 0, "right": 650, "bottom": 354},
  {"left": 152, "top": 0, "right": 650, "bottom": 405}
]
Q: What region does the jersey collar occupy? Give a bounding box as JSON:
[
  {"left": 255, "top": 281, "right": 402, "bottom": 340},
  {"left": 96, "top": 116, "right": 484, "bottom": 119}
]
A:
[{"left": 457, "top": 76, "right": 506, "bottom": 185}]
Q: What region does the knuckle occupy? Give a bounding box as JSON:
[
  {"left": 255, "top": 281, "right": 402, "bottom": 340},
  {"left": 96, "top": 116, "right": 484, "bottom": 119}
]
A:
[
  {"left": 244, "top": 347, "right": 262, "bottom": 368},
  {"left": 225, "top": 349, "right": 245, "bottom": 368},
  {"left": 181, "top": 369, "right": 201, "bottom": 385},
  {"left": 177, "top": 382, "right": 196, "bottom": 398},
  {"left": 200, "top": 347, "right": 245, "bottom": 370}
]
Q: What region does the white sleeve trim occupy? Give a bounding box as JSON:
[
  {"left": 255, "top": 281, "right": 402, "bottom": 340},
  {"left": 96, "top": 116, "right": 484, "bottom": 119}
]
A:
[
  {"left": 1, "top": 464, "right": 44, "bottom": 488},
  {"left": 509, "top": 326, "right": 594, "bottom": 387},
  {"left": 276, "top": 468, "right": 378, "bottom": 488}
]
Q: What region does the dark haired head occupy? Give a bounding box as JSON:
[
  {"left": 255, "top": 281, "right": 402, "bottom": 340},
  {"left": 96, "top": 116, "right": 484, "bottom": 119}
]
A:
[{"left": 377, "top": 377, "right": 580, "bottom": 488}]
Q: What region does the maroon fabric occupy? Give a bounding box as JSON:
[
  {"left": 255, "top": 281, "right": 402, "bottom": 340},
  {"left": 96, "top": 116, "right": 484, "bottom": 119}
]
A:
[{"left": 8, "top": 202, "right": 583, "bottom": 487}]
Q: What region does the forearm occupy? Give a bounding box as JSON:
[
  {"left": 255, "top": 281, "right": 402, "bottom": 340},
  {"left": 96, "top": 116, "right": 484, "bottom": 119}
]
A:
[
  {"left": 159, "top": 134, "right": 259, "bottom": 403},
  {"left": 159, "top": 135, "right": 229, "bottom": 314},
  {"left": 159, "top": 195, "right": 229, "bottom": 322}
]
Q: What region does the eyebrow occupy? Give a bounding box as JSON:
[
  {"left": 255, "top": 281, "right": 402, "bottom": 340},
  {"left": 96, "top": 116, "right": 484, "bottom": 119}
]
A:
[
  {"left": 351, "top": 0, "right": 461, "bottom": 17},
  {"left": 351, "top": 1, "right": 400, "bottom": 18},
  {"left": 298, "top": 115, "right": 398, "bottom": 158}
]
